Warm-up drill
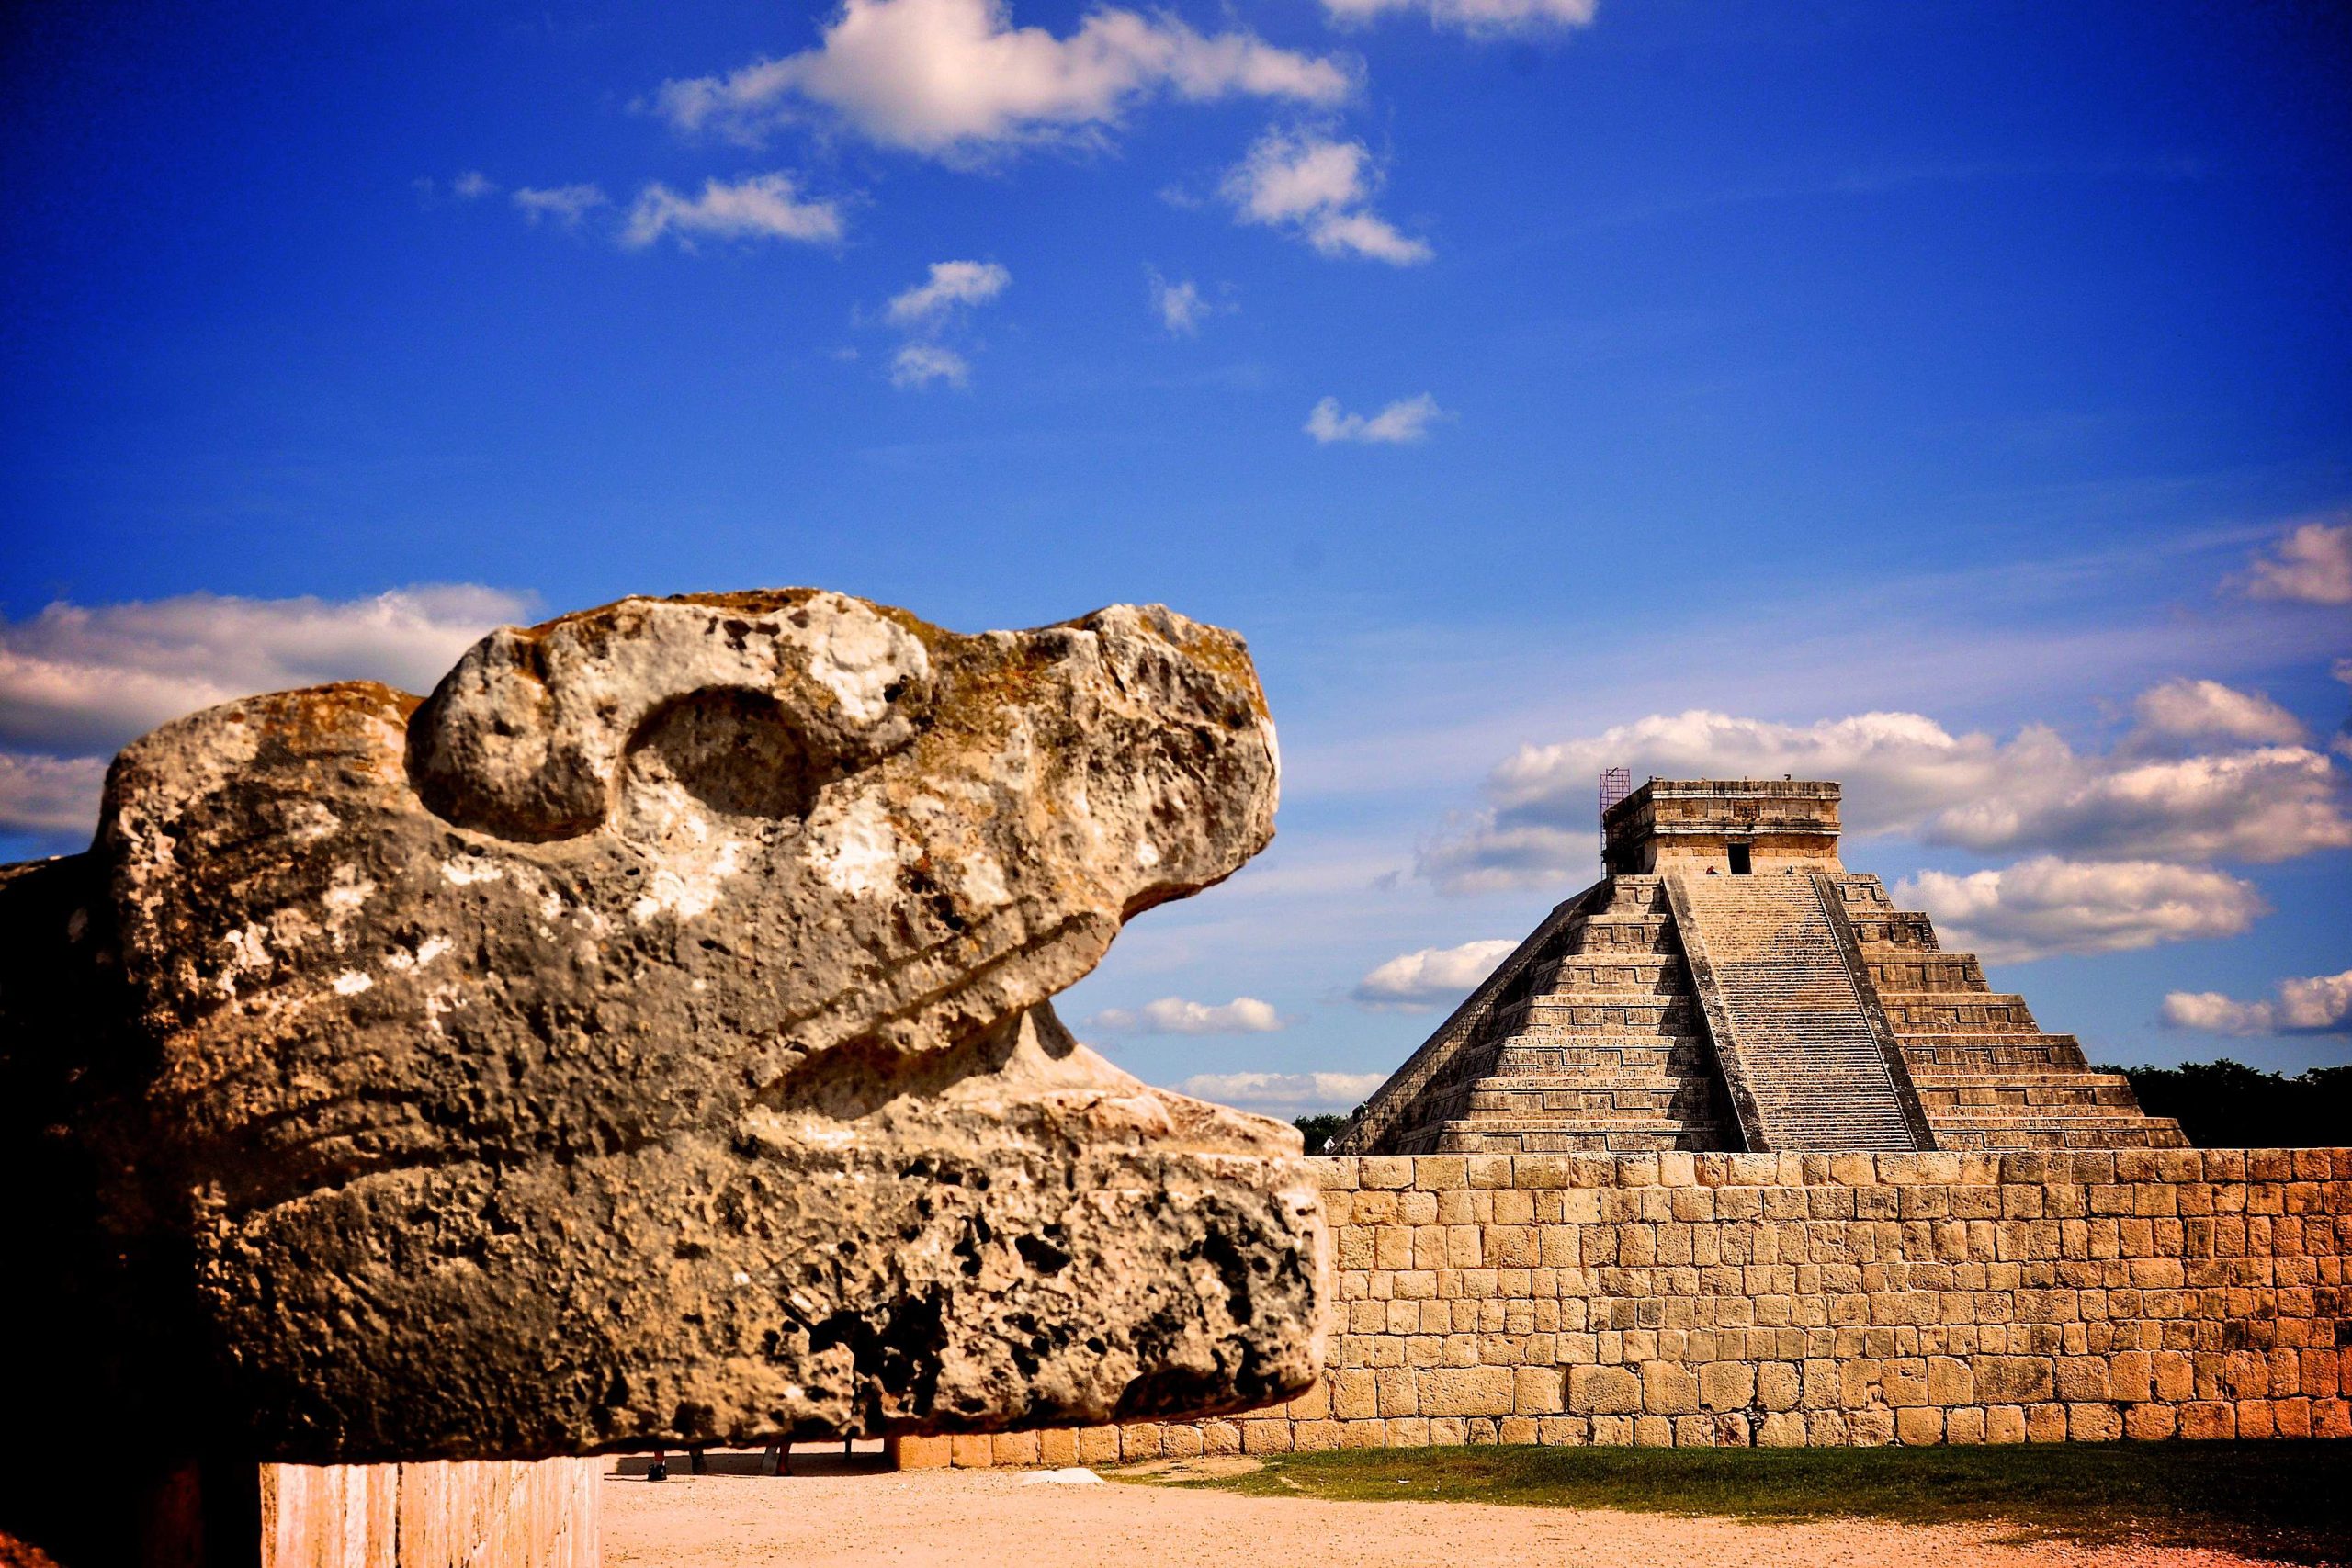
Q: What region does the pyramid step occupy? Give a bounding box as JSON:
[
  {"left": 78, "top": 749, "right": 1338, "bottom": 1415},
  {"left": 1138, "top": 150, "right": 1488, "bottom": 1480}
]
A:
[
  {"left": 1876, "top": 993, "right": 2040, "bottom": 1032},
  {"left": 1931, "top": 1122, "right": 2191, "bottom": 1151},
  {"left": 1493, "top": 997, "right": 1697, "bottom": 1032},
  {"left": 1496, "top": 1048, "right": 1721, "bottom": 1072},
  {"left": 1844, "top": 913, "right": 1941, "bottom": 948},
  {"left": 1900, "top": 1035, "right": 2093, "bottom": 1073},
  {"left": 1862, "top": 953, "right": 1991, "bottom": 993}
]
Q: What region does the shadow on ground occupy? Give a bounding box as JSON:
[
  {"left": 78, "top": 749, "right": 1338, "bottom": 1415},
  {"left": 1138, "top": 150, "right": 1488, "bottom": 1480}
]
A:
[{"left": 609, "top": 1443, "right": 892, "bottom": 1480}]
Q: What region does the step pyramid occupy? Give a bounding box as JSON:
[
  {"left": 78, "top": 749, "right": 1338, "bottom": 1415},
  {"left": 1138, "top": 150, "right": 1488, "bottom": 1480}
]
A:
[{"left": 1333, "top": 779, "right": 2185, "bottom": 1156}]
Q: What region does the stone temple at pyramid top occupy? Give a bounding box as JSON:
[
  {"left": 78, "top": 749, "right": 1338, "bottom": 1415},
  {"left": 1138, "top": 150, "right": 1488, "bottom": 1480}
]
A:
[
  {"left": 1330, "top": 777, "right": 2186, "bottom": 1156},
  {"left": 1601, "top": 776, "right": 1844, "bottom": 875}
]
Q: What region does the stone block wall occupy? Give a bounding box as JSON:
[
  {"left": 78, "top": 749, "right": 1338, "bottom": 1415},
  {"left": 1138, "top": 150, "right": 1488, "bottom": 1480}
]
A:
[
  {"left": 261, "top": 1458, "right": 599, "bottom": 1568},
  {"left": 933, "top": 1149, "right": 2349, "bottom": 1465}
]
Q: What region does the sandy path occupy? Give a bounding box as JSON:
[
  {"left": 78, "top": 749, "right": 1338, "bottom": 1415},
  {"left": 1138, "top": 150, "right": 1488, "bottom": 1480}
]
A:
[{"left": 598, "top": 1452, "right": 2281, "bottom": 1568}]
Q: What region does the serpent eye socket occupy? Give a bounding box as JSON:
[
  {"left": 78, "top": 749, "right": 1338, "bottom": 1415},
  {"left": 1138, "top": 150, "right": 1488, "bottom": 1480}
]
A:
[{"left": 615, "top": 689, "right": 841, "bottom": 850}]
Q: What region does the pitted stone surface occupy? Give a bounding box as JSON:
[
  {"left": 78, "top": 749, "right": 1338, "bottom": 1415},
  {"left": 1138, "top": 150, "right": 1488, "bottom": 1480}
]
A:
[{"left": 0, "top": 590, "right": 1324, "bottom": 1465}]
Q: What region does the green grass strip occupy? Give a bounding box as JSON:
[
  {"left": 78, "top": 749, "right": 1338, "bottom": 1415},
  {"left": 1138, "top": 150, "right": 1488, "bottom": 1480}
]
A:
[{"left": 1123, "top": 1441, "right": 2350, "bottom": 1563}]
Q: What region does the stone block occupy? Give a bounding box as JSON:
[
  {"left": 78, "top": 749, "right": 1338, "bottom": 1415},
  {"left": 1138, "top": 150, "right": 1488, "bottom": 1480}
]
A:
[
  {"left": 1076, "top": 1426, "right": 1123, "bottom": 1465},
  {"left": 1880, "top": 1359, "right": 1930, "bottom": 1408},
  {"left": 2177, "top": 1403, "right": 2236, "bottom": 1440},
  {"left": 892, "top": 1434, "right": 954, "bottom": 1470},
  {"left": 1975, "top": 1357, "right": 2054, "bottom": 1404},
  {"left": 1589, "top": 1415, "right": 1634, "bottom": 1446},
  {"left": 1291, "top": 1421, "right": 1340, "bottom": 1452},
  {"left": 1643, "top": 1362, "right": 1700, "bottom": 1416},
  {"left": 1240, "top": 1420, "right": 1295, "bottom": 1454},
  {"left": 950, "top": 1435, "right": 993, "bottom": 1468},
  {"left": 993, "top": 1430, "right": 1043, "bottom": 1467},
  {"left": 2055, "top": 1358, "right": 2112, "bottom": 1402},
  {"left": 1894, "top": 1408, "right": 1945, "bottom": 1445},
  {"left": 1536, "top": 1416, "right": 1589, "bottom": 1446},
  {"left": 1467, "top": 1156, "right": 1515, "bottom": 1190},
  {"left": 1416, "top": 1157, "right": 1468, "bottom": 1191},
  {"left": 1569, "top": 1365, "right": 1643, "bottom": 1416},
  {"left": 2065, "top": 1404, "right": 2121, "bottom": 1442},
  {"left": 1420, "top": 1367, "right": 1517, "bottom": 1417},
  {"left": 1700, "top": 1361, "right": 1755, "bottom": 1412},
  {"left": 1514, "top": 1366, "right": 1566, "bottom": 1416},
  {"left": 1848, "top": 1408, "right": 1897, "bottom": 1447},
  {"left": 1757, "top": 1362, "right": 1802, "bottom": 1411}
]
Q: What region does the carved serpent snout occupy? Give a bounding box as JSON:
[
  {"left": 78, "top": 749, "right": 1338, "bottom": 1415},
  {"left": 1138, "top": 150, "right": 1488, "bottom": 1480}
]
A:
[{"left": 6, "top": 590, "right": 1322, "bottom": 1465}]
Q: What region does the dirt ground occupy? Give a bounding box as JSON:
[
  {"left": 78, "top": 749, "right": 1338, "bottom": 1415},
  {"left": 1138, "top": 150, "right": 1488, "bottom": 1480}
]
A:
[{"left": 598, "top": 1450, "right": 2289, "bottom": 1568}]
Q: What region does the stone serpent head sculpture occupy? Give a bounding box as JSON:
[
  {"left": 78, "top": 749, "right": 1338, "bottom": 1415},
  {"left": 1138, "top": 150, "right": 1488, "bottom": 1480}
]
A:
[{"left": 0, "top": 591, "right": 1324, "bottom": 1464}]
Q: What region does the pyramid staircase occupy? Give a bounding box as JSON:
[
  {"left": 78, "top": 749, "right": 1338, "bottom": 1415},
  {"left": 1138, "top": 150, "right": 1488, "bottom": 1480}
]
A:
[{"left": 1668, "top": 873, "right": 1928, "bottom": 1152}]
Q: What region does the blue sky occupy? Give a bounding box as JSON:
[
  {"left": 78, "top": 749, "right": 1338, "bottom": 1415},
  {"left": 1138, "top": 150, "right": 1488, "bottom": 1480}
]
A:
[{"left": 5, "top": 0, "right": 2349, "bottom": 1111}]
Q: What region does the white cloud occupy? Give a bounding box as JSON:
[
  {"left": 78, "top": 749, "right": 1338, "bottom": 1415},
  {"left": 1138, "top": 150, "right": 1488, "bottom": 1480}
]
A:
[
  {"left": 0, "top": 753, "right": 110, "bottom": 839},
  {"left": 1148, "top": 270, "right": 1215, "bottom": 335},
  {"left": 512, "top": 184, "right": 610, "bottom": 227},
  {"left": 1893, "top": 856, "right": 2267, "bottom": 964},
  {"left": 2159, "top": 991, "right": 2270, "bottom": 1035},
  {"left": 0, "top": 585, "right": 533, "bottom": 756},
  {"left": 888, "top": 259, "right": 1010, "bottom": 324},
  {"left": 1930, "top": 746, "right": 2352, "bottom": 864},
  {"left": 1174, "top": 1070, "right": 1385, "bottom": 1114},
  {"left": 1416, "top": 692, "right": 2352, "bottom": 892},
  {"left": 622, "top": 173, "right": 844, "bottom": 249},
  {"left": 1415, "top": 822, "right": 1589, "bottom": 896},
  {"left": 1091, "top": 995, "right": 1284, "bottom": 1034},
  {"left": 1224, "top": 129, "right": 1430, "bottom": 265},
  {"left": 452, "top": 170, "right": 497, "bottom": 200},
  {"left": 2245, "top": 517, "right": 2352, "bottom": 605},
  {"left": 1320, "top": 0, "right": 1598, "bottom": 33},
  {"left": 1352, "top": 938, "right": 1517, "bottom": 1009},
  {"left": 890, "top": 343, "right": 970, "bottom": 389},
  {"left": 2127, "top": 677, "right": 2306, "bottom": 751},
  {"left": 0, "top": 584, "right": 532, "bottom": 842},
  {"left": 653, "top": 0, "right": 1350, "bottom": 160},
  {"left": 1306, "top": 393, "right": 1444, "bottom": 445},
  {"left": 2162, "top": 969, "right": 2352, "bottom": 1037}
]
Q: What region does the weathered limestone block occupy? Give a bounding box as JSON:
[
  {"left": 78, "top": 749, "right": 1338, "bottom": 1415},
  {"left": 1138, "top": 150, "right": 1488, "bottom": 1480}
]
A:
[{"left": 1, "top": 591, "right": 1323, "bottom": 1468}]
